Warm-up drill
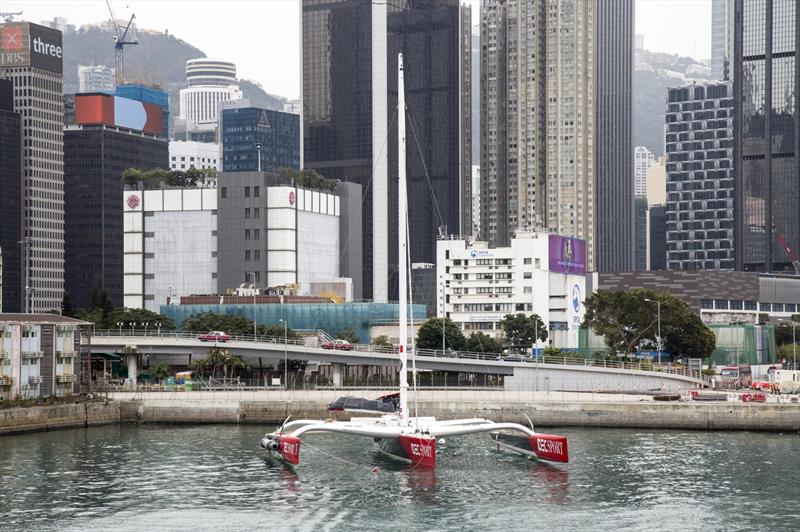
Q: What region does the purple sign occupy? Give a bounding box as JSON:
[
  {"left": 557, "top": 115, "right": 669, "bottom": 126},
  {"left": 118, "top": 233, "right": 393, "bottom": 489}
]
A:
[{"left": 548, "top": 235, "right": 586, "bottom": 275}]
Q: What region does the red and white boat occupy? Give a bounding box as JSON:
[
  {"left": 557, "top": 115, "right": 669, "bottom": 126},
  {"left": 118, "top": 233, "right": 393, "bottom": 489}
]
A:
[{"left": 259, "top": 54, "right": 569, "bottom": 469}]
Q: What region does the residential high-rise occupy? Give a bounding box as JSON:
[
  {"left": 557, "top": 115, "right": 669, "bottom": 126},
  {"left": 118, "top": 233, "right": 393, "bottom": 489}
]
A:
[
  {"left": 0, "top": 79, "right": 22, "bottom": 312},
  {"left": 711, "top": 0, "right": 734, "bottom": 81},
  {"left": 302, "top": 0, "right": 471, "bottom": 301},
  {"left": 734, "top": 0, "right": 799, "bottom": 273},
  {"left": 595, "top": 0, "right": 635, "bottom": 273},
  {"left": 0, "top": 22, "right": 65, "bottom": 313},
  {"left": 482, "top": 0, "right": 614, "bottom": 272},
  {"left": 78, "top": 64, "right": 115, "bottom": 93},
  {"left": 64, "top": 93, "right": 169, "bottom": 309},
  {"left": 634, "top": 146, "right": 654, "bottom": 197},
  {"left": 221, "top": 106, "right": 299, "bottom": 173},
  {"left": 666, "top": 82, "right": 734, "bottom": 271}
]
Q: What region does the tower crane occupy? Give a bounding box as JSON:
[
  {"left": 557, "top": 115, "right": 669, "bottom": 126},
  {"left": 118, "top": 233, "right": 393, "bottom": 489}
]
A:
[{"left": 105, "top": 0, "right": 137, "bottom": 86}]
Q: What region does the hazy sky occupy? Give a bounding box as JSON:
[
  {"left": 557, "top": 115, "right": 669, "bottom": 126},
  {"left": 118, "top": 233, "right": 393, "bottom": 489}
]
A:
[{"left": 7, "top": 0, "right": 711, "bottom": 100}]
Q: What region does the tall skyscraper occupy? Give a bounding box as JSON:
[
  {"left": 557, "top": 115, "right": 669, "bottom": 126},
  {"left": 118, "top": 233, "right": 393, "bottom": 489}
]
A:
[
  {"left": 596, "top": 0, "right": 634, "bottom": 272},
  {"left": 0, "top": 22, "right": 65, "bottom": 313},
  {"left": 64, "top": 93, "right": 169, "bottom": 309},
  {"left": 666, "top": 82, "right": 734, "bottom": 271},
  {"left": 482, "top": 0, "right": 614, "bottom": 271},
  {"left": 177, "top": 58, "right": 242, "bottom": 141},
  {"left": 0, "top": 79, "right": 22, "bottom": 312},
  {"left": 302, "top": 0, "right": 471, "bottom": 301},
  {"left": 712, "top": 0, "right": 734, "bottom": 80},
  {"left": 734, "top": 0, "right": 799, "bottom": 273}
]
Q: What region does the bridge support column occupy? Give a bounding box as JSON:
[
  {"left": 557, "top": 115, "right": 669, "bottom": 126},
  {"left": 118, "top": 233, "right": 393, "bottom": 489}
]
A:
[
  {"left": 332, "top": 363, "right": 345, "bottom": 387},
  {"left": 126, "top": 354, "right": 138, "bottom": 387}
]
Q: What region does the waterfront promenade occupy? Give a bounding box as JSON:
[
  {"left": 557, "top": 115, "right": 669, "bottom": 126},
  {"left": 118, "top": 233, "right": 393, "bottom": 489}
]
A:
[{"left": 2, "top": 389, "right": 798, "bottom": 435}]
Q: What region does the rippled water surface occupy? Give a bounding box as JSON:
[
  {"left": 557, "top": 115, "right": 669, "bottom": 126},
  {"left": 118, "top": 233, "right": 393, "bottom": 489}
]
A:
[{"left": 0, "top": 424, "right": 798, "bottom": 531}]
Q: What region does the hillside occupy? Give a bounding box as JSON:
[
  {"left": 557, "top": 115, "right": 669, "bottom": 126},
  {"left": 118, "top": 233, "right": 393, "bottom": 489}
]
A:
[{"left": 62, "top": 24, "right": 288, "bottom": 123}]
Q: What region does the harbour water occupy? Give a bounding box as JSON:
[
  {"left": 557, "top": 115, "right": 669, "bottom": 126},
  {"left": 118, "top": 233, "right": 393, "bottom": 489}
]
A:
[{"left": 0, "top": 424, "right": 797, "bottom": 531}]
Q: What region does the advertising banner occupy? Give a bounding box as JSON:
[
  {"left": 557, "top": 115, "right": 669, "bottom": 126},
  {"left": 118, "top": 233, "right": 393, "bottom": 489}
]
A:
[
  {"left": 0, "top": 23, "right": 63, "bottom": 74},
  {"left": 75, "top": 94, "right": 164, "bottom": 135},
  {"left": 548, "top": 235, "right": 586, "bottom": 275}
]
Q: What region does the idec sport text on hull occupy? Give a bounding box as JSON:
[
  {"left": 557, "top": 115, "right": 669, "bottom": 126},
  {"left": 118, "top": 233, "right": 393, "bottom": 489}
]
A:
[
  {"left": 283, "top": 442, "right": 298, "bottom": 455},
  {"left": 536, "top": 439, "right": 564, "bottom": 455},
  {"left": 410, "top": 442, "right": 433, "bottom": 458}
]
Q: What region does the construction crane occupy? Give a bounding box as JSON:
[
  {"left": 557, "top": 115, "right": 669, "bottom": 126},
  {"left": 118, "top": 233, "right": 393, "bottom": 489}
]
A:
[
  {"left": 105, "top": 0, "right": 137, "bottom": 86},
  {"left": 777, "top": 233, "right": 800, "bottom": 275},
  {"left": 0, "top": 12, "right": 22, "bottom": 23}
]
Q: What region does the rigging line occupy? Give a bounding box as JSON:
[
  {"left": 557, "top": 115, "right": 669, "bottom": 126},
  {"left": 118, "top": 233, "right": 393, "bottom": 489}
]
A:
[
  {"left": 302, "top": 440, "right": 379, "bottom": 474},
  {"left": 334, "top": 110, "right": 398, "bottom": 278},
  {"left": 406, "top": 109, "right": 445, "bottom": 230}
]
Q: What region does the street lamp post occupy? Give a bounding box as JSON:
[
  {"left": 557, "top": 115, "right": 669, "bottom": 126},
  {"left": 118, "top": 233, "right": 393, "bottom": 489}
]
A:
[
  {"left": 644, "top": 298, "right": 662, "bottom": 366},
  {"left": 279, "top": 319, "right": 288, "bottom": 389},
  {"left": 256, "top": 143, "right": 262, "bottom": 172}
]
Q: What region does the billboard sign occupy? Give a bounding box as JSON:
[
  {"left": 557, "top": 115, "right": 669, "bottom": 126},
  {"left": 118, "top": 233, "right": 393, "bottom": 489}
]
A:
[
  {"left": 75, "top": 94, "right": 164, "bottom": 136},
  {"left": 548, "top": 235, "right": 586, "bottom": 275},
  {"left": 0, "top": 23, "right": 63, "bottom": 74}
]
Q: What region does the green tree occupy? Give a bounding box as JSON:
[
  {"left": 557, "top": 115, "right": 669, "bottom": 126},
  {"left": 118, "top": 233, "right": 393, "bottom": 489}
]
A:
[
  {"left": 499, "top": 313, "right": 547, "bottom": 352},
  {"left": 582, "top": 289, "right": 716, "bottom": 358},
  {"left": 415, "top": 317, "right": 466, "bottom": 351},
  {"left": 775, "top": 321, "right": 799, "bottom": 346},
  {"left": 150, "top": 362, "right": 171, "bottom": 383},
  {"left": 373, "top": 335, "right": 392, "bottom": 347},
  {"left": 258, "top": 324, "right": 300, "bottom": 339},
  {"left": 543, "top": 345, "right": 562, "bottom": 357},
  {"left": 335, "top": 327, "right": 361, "bottom": 344},
  {"left": 465, "top": 332, "right": 503, "bottom": 353},
  {"left": 182, "top": 312, "right": 255, "bottom": 335},
  {"left": 278, "top": 167, "right": 337, "bottom": 192}
]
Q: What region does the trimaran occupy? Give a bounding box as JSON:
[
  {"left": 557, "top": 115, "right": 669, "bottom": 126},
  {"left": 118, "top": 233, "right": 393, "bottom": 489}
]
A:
[{"left": 259, "top": 53, "right": 569, "bottom": 469}]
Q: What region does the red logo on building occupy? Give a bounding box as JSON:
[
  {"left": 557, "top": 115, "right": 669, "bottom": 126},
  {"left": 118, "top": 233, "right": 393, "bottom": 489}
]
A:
[
  {"left": 289, "top": 191, "right": 296, "bottom": 206},
  {"left": 1, "top": 27, "right": 24, "bottom": 50},
  {"left": 127, "top": 194, "right": 140, "bottom": 209}
]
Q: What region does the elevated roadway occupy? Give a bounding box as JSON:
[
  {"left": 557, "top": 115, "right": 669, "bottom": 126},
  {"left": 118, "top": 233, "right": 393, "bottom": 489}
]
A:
[{"left": 88, "top": 331, "right": 706, "bottom": 391}]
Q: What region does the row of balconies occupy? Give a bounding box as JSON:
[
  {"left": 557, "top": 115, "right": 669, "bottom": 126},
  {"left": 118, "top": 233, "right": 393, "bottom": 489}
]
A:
[{"left": 56, "top": 374, "right": 75, "bottom": 384}]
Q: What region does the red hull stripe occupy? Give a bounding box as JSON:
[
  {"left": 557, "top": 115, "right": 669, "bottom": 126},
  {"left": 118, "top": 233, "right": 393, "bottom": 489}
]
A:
[
  {"left": 398, "top": 434, "right": 436, "bottom": 468},
  {"left": 528, "top": 434, "right": 569, "bottom": 463},
  {"left": 280, "top": 435, "right": 302, "bottom": 465}
]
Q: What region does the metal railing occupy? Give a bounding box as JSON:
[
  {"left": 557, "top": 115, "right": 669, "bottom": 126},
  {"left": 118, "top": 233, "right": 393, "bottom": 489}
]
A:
[{"left": 89, "top": 329, "right": 703, "bottom": 380}]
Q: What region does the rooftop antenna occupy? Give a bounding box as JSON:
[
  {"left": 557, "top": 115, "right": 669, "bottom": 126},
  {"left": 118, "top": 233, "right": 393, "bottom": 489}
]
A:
[{"left": 105, "top": 0, "right": 138, "bottom": 86}]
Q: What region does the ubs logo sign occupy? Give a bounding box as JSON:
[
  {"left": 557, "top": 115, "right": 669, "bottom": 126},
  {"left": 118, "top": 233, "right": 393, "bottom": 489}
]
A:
[
  {"left": 127, "top": 194, "right": 141, "bottom": 210},
  {"left": 288, "top": 190, "right": 295, "bottom": 206},
  {"left": 2, "top": 27, "right": 24, "bottom": 50}
]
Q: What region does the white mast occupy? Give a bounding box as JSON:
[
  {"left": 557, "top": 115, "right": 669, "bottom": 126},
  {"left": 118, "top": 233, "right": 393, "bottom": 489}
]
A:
[{"left": 398, "top": 52, "right": 409, "bottom": 427}]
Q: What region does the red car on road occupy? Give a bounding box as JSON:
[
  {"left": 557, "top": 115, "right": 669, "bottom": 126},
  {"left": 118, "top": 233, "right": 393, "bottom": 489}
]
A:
[
  {"left": 198, "top": 331, "right": 230, "bottom": 342},
  {"left": 321, "top": 339, "right": 354, "bottom": 351}
]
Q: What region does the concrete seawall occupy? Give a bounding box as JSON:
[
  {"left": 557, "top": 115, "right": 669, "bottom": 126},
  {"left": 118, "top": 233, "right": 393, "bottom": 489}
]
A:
[
  {"left": 3, "top": 399, "right": 798, "bottom": 435},
  {"left": 0, "top": 402, "right": 121, "bottom": 435},
  {"left": 123, "top": 399, "right": 800, "bottom": 432}
]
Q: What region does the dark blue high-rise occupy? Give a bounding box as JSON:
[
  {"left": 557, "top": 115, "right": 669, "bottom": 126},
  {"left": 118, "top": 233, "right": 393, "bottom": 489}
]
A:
[{"left": 221, "top": 107, "right": 300, "bottom": 173}]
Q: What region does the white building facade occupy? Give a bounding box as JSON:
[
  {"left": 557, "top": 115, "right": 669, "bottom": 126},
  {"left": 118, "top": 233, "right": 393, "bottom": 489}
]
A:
[
  {"left": 123, "top": 188, "right": 218, "bottom": 311},
  {"left": 78, "top": 64, "right": 115, "bottom": 93},
  {"left": 436, "top": 232, "right": 587, "bottom": 349},
  {"left": 169, "top": 140, "right": 221, "bottom": 171},
  {"left": 634, "top": 146, "right": 654, "bottom": 197}
]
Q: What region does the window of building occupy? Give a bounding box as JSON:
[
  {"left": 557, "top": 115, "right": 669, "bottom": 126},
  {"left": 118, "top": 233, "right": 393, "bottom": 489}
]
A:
[
  {"left": 254, "top": 229, "right": 260, "bottom": 240},
  {"left": 786, "top": 303, "right": 797, "bottom": 313},
  {"left": 221, "top": 187, "right": 227, "bottom": 198},
  {"left": 744, "top": 301, "right": 757, "bottom": 310},
  {"left": 453, "top": 259, "right": 461, "bottom": 265},
  {"left": 254, "top": 208, "right": 260, "bottom": 218},
  {"left": 477, "top": 287, "right": 492, "bottom": 294},
  {"left": 523, "top": 286, "right": 532, "bottom": 294},
  {"left": 254, "top": 186, "right": 260, "bottom": 197},
  {"left": 245, "top": 229, "right": 250, "bottom": 240},
  {"left": 729, "top": 300, "right": 743, "bottom": 310},
  {"left": 523, "top": 258, "right": 532, "bottom": 265},
  {"left": 245, "top": 186, "right": 250, "bottom": 198},
  {"left": 523, "top": 272, "right": 532, "bottom": 279},
  {"left": 760, "top": 303, "right": 771, "bottom": 312},
  {"left": 700, "top": 299, "right": 713, "bottom": 309},
  {"left": 254, "top": 250, "right": 260, "bottom": 261},
  {"left": 496, "top": 287, "right": 512, "bottom": 294},
  {"left": 535, "top": 258, "right": 541, "bottom": 269},
  {"left": 476, "top": 259, "right": 492, "bottom": 266},
  {"left": 714, "top": 299, "right": 728, "bottom": 310},
  {"left": 245, "top": 250, "right": 250, "bottom": 261},
  {"left": 245, "top": 208, "right": 250, "bottom": 218}
]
